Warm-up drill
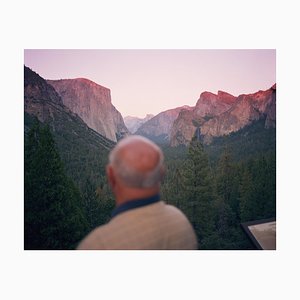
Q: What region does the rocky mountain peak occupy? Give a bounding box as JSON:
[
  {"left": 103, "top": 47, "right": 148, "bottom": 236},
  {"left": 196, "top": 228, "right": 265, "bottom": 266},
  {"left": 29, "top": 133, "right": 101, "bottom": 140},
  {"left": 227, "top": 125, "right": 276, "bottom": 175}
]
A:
[
  {"left": 196, "top": 90, "right": 236, "bottom": 107},
  {"left": 124, "top": 114, "right": 154, "bottom": 133},
  {"left": 145, "top": 113, "right": 154, "bottom": 118},
  {"left": 196, "top": 91, "right": 217, "bottom": 106},
  {"left": 24, "top": 66, "right": 63, "bottom": 108},
  {"left": 193, "top": 90, "right": 237, "bottom": 118},
  {"left": 217, "top": 91, "right": 237, "bottom": 104},
  {"left": 47, "top": 78, "right": 129, "bottom": 142},
  {"left": 71, "top": 78, "right": 110, "bottom": 91},
  {"left": 135, "top": 105, "right": 193, "bottom": 142},
  {"left": 170, "top": 85, "right": 276, "bottom": 146}
]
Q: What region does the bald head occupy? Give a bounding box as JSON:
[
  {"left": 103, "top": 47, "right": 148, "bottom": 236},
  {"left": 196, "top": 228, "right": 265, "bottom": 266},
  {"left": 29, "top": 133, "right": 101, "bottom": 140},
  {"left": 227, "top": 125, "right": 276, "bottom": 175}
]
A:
[{"left": 108, "top": 135, "right": 164, "bottom": 188}]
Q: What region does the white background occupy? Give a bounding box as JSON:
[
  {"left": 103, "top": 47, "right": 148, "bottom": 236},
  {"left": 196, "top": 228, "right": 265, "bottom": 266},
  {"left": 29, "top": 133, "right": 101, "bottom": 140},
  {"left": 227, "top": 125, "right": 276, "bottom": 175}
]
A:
[{"left": 0, "top": 0, "right": 299, "bottom": 299}]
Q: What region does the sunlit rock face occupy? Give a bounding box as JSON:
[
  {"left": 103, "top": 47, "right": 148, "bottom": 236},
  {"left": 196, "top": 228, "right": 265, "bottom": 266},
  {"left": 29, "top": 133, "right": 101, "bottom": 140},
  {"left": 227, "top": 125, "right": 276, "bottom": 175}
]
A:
[
  {"left": 265, "top": 84, "right": 276, "bottom": 128},
  {"left": 170, "top": 85, "right": 276, "bottom": 146},
  {"left": 170, "top": 90, "right": 237, "bottom": 146},
  {"left": 24, "top": 66, "right": 115, "bottom": 149},
  {"left": 124, "top": 114, "right": 154, "bottom": 134},
  {"left": 193, "top": 91, "right": 237, "bottom": 118},
  {"left": 47, "top": 78, "right": 129, "bottom": 142},
  {"left": 135, "top": 106, "right": 193, "bottom": 141}
]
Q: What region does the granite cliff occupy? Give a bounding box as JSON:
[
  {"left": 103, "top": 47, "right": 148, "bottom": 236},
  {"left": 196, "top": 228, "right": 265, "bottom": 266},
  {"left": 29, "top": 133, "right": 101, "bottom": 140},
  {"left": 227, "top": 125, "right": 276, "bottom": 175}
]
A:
[
  {"left": 24, "top": 66, "right": 115, "bottom": 150},
  {"left": 47, "top": 78, "right": 129, "bottom": 142},
  {"left": 135, "top": 105, "right": 193, "bottom": 143},
  {"left": 170, "top": 85, "right": 276, "bottom": 146}
]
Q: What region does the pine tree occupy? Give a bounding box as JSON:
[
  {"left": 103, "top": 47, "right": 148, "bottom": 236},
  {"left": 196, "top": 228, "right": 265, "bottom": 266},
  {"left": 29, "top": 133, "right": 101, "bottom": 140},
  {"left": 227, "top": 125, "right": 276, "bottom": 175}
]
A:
[
  {"left": 251, "top": 154, "right": 276, "bottom": 219},
  {"left": 82, "top": 179, "right": 104, "bottom": 231},
  {"left": 239, "top": 167, "right": 255, "bottom": 222},
  {"left": 215, "top": 149, "right": 239, "bottom": 222},
  {"left": 264, "top": 153, "right": 276, "bottom": 218},
  {"left": 97, "top": 179, "right": 115, "bottom": 225},
  {"left": 239, "top": 154, "right": 276, "bottom": 223},
  {"left": 24, "top": 119, "right": 88, "bottom": 249},
  {"left": 216, "top": 148, "right": 236, "bottom": 205},
  {"left": 181, "top": 136, "right": 216, "bottom": 248}
]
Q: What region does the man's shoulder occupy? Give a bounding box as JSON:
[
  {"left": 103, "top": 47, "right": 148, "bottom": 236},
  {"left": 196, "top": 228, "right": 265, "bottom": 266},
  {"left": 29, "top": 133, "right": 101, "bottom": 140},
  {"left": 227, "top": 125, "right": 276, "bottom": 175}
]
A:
[
  {"left": 76, "top": 223, "right": 110, "bottom": 250},
  {"left": 163, "top": 203, "right": 188, "bottom": 217},
  {"left": 163, "top": 203, "right": 195, "bottom": 228},
  {"left": 76, "top": 201, "right": 196, "bottom": 250}
]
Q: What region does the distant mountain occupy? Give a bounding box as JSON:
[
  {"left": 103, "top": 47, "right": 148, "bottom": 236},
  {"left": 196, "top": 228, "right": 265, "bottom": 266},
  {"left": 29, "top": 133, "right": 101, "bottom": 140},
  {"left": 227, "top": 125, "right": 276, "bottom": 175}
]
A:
[
  {"left": 170, "top": 85, "right": 276, "bottom": 146},
  {"left": 24, "top": 66, "right": 114, "bottom": 189},
  {"left": 135, "top": 106, "right": 193, "bottom": 143},
  {"left": 47, "top": 78, "right": 129, "bottom": 142},
  {"left": 124, "top": 114, "right": 154, "bottom": 133}
]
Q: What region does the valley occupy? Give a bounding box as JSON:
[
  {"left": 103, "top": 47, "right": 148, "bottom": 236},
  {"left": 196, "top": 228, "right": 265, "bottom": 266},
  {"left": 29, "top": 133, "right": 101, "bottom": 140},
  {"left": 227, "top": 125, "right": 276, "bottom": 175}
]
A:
[{"left": 24, "top": 65, "right": 276, "bottom": 250}]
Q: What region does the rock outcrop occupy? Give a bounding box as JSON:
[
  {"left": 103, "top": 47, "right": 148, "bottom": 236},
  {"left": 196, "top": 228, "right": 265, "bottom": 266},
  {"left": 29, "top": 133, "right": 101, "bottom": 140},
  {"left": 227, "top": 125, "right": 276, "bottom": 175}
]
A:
[
  {"left": 124, "top": 114, "right": 154, "bottom": 133},
  {"left": 135, "top": 106, "right": 193, "bottom": 142},
  {"left": 170, "top": 85, "right": 276, "bottom": 146},
  {"left": 24, "top": 66, "right": 115, "bottom": 150},
  {"left": 193, "top": 90, "right": 237, "bottom": 118},
  {"left": 47, "top": 78, "right": 129, "bottom": 142}
]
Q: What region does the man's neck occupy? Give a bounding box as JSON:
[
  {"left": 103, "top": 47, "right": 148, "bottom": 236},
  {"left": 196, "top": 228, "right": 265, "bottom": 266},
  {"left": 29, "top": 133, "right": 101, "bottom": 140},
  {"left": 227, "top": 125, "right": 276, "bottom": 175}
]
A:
[{"left": 115, "top": 186, "right": 160, "bottom": 207}]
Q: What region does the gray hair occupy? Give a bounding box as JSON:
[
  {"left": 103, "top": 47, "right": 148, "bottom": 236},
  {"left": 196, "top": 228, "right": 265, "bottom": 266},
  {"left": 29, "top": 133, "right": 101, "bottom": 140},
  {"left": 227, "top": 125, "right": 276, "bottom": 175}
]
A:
[{"left": 108, "top": 136, "right": 164, "bottom": 188}]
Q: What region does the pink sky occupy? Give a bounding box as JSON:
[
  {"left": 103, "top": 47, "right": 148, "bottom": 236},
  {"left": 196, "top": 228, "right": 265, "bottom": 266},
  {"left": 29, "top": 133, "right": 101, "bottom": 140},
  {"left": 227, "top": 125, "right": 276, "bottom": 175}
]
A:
[{"left": 24, "top": 49, "right": 275, "bottom": 118}]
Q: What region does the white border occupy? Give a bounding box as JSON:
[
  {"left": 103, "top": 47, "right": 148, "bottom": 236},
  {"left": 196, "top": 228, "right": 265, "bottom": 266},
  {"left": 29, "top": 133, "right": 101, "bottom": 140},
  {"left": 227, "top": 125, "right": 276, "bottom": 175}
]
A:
[{"left": 1, "top": 1, "right": 299, "bottom": 299}]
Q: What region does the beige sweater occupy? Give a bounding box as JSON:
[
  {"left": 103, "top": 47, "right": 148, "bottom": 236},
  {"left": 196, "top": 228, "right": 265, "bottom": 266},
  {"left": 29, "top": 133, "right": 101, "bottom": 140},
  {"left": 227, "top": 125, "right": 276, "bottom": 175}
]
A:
[{"left": 77, "top": 201, "right": 198, "bottom": 250}]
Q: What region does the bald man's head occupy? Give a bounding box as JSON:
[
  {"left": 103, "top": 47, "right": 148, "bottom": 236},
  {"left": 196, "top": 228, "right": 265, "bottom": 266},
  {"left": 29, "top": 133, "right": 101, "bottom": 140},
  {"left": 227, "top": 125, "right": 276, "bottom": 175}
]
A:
[{"left": 108, "top": 135, "right": 165, "bottom": 188}]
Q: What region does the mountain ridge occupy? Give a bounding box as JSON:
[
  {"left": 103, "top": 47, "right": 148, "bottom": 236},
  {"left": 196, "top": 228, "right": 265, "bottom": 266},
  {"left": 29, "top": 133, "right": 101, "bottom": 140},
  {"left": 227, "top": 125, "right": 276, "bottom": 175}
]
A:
[
  {"left": 170, "top": 84, "right": 276, "bottom": 146},
  {"left": 135, "top": 105, "right": 193, "bottom": 143},
  {"left": 24, "top": 66, "right": 115, "bottom": 188},
  {"left": 47, "top": 78, "right": 129, "bottom": 142}
]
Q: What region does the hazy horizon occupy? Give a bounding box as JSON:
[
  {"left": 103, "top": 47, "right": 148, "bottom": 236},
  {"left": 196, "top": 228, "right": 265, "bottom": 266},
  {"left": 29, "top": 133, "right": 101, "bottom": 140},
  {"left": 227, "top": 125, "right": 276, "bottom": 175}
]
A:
[{"left": 24, "top": 49, "right": 276, "bottom": 118}]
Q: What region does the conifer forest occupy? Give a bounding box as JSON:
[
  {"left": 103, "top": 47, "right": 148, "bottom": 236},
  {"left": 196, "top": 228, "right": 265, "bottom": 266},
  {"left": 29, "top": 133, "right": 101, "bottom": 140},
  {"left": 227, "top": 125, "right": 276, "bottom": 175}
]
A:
[{"left": 24, "top": 116, "right": 275, "bottom": 250}]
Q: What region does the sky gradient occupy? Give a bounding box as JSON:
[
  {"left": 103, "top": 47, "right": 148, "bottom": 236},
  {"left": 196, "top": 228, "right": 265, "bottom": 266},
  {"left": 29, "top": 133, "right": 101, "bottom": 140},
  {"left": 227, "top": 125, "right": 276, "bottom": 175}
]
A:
[{"left": 24, "top": 49, "right": 275, "bottom": 118}]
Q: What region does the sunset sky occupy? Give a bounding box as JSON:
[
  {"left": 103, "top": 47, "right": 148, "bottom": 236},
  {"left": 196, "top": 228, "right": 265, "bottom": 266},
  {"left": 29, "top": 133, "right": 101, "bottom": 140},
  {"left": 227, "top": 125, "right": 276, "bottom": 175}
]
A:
[{"left": 24, "top": 49, "right": 276, "bottom": 118}]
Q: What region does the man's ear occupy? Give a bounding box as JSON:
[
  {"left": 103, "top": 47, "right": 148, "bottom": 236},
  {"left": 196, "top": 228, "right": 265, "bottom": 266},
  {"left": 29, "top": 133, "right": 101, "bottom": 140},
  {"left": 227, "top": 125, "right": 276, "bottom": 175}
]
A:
[{"left": 106, "top": 165, "right": 116, "bottom": 190}]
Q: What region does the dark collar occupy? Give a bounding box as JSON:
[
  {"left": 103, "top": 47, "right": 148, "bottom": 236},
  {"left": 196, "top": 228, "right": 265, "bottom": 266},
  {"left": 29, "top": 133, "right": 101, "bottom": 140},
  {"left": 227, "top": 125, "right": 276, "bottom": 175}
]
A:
[{"left": 111, "top": 194, "right": 161, "bottom": 219}]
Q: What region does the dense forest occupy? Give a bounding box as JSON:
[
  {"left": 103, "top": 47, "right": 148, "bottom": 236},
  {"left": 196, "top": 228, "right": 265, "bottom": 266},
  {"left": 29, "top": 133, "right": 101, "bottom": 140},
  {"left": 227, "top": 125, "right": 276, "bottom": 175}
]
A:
[
  {"left": 162, "top": 143, "right": 275, "bottom": 249},
  {"left": 24, "top": 117, "right": 276, "bottom": 250},
  {"left": 24, "top": 119, "right": 114, "bottom": 250}
]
